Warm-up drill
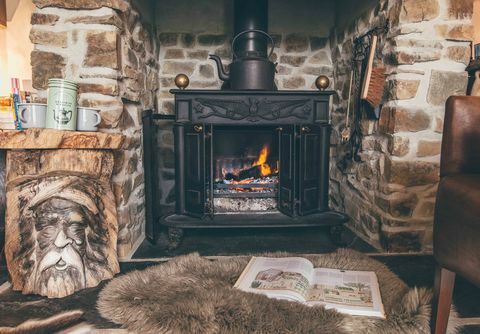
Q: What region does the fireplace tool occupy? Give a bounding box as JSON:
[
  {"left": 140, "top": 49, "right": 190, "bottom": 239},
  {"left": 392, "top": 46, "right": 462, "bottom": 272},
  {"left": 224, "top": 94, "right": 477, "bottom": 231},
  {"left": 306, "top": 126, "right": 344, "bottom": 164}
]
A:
[{"left": 338, "top": 21, "right": 389, "bottom": 169}]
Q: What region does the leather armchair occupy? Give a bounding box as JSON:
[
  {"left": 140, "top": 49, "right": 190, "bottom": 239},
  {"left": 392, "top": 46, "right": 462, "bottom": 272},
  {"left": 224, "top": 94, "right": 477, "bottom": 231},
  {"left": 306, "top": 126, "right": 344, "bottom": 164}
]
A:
[{"left": 432, "top": 96, "right": 480, "bottom": 334}]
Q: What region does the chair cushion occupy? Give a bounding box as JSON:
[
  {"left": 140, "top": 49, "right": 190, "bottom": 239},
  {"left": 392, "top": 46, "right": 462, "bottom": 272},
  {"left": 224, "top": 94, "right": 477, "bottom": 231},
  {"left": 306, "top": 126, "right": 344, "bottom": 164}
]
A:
[{"left": 434, "top": 174, "right": 480, "bottom": 287}]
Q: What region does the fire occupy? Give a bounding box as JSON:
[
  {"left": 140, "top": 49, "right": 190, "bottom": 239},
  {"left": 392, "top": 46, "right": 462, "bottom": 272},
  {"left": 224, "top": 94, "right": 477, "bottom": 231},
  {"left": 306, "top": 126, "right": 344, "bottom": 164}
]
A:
[{"left": 252, "top": 145, "right": 272, "bottom": 176}]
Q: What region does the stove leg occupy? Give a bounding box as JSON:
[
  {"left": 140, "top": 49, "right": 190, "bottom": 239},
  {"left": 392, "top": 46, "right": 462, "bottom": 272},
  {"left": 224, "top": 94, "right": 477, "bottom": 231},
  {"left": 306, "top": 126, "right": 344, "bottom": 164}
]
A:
[
  {"left": 329, "top": 225, "right": 349, "bottom": 247},
  {"left": 167, "top": 227, "right": 184, "bottom": 251}
]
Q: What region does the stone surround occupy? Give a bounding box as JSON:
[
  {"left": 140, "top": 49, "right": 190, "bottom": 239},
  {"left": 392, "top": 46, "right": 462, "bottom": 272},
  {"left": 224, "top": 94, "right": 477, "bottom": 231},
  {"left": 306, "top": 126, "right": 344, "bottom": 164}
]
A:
[
  {"left": 329, "top": 0, "right": 471, "bottom": 252},
  {"left": 18, "top": 0, "right": 473, "bottom": 255},
  {"left": 29, "top": 0, "right": 159, "bottom": 257}
]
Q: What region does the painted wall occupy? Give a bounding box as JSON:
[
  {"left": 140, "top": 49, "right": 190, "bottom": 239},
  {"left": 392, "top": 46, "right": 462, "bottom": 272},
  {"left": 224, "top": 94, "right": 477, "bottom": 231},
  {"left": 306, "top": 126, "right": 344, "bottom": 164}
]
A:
[
  {"left": 153, "top": 0, "right": 335, "bottom": 35},
  {"left": 0, "top": 0, "right": 34, "bottom": 96}
]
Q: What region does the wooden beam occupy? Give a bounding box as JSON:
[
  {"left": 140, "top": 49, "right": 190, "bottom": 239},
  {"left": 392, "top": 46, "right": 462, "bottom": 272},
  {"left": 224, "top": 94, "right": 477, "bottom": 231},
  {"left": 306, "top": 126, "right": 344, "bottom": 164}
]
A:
[{"left": 0, "top": 0, "right": 6, "bottom": 28}]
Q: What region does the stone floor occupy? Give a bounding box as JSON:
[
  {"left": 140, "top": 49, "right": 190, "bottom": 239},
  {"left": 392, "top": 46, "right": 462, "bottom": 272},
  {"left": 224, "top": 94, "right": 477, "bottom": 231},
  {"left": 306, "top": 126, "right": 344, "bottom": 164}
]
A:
[{"left": 1, "top": 227, "right": 480, "bottom": 333}]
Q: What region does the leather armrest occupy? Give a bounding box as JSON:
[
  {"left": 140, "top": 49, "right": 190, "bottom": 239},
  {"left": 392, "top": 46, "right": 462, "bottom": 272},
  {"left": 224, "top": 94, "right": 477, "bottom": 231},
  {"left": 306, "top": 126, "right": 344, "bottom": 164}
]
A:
[{"left": 441, "top": 96, "right": 480, "bottom": 176}]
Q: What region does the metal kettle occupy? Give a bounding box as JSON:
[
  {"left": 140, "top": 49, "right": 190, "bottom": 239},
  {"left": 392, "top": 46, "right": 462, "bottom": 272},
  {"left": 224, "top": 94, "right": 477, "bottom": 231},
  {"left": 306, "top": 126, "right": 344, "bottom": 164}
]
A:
[{"left": 209, "top": 29, "right": 277, "bottom": 90}]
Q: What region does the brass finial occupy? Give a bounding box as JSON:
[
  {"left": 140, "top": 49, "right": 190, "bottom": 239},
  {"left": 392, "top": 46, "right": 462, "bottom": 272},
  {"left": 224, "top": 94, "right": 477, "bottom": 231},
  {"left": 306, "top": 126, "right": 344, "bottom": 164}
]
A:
[
  {"left": 315, "top": 75, "right": 330, "bottom": 91},
  {"left": 174, "top": 74, "right": 190, "bottom": 90}
]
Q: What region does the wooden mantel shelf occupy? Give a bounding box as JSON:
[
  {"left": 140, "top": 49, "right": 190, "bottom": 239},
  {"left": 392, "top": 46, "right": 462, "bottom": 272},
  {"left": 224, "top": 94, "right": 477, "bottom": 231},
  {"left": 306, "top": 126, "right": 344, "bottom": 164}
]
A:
[{"left": 0, "top": 129, "right": 125, "bottom": 150}]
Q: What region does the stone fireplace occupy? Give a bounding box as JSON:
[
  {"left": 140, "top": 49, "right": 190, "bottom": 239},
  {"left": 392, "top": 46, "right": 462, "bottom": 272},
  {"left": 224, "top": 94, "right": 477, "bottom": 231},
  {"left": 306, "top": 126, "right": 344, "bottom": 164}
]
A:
[{"left": 0, "top": 0, "right": 473, "bottom": 260}]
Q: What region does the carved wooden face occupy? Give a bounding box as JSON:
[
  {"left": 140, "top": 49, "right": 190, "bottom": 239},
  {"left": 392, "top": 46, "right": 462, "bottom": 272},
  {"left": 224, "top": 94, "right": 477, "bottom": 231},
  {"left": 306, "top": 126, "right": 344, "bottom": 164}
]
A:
[
  {"left": 9, "top": 173, "right": 119, "bottom": 298},
  {"left": 32, "top": 198, "right": 90, "bottom": 297}
]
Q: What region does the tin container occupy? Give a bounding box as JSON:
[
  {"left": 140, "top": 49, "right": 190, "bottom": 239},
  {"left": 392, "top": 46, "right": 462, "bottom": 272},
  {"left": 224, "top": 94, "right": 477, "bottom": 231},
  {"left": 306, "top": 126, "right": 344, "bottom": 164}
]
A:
[{"left": 46, "top": 79, "right": 78, "bottom": 131}]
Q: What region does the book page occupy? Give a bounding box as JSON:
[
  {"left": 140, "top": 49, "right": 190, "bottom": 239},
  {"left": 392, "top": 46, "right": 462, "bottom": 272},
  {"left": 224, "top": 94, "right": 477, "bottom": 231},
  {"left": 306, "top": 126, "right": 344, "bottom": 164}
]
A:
[
  {"left": 234, "top": 257, "right": 314, "bottom": 301},
  {"left": 306, "top": 268, "right": 385, "bottom": 318}
]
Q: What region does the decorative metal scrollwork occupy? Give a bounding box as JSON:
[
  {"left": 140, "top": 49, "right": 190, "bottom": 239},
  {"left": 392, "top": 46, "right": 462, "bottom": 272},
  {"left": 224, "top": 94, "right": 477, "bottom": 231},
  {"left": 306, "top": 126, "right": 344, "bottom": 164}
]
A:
[{"left": 193, "top": 97, "right": 312, "bottom": 122}]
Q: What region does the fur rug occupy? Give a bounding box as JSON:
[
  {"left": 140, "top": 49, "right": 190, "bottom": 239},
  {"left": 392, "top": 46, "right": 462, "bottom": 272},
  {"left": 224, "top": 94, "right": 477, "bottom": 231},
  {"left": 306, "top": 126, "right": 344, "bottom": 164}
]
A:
[
  {"left": 0, "top": 310, "right": 83, "bottom": 334},
  {"left": 97, "top": 249, "right": 460, "bottom": 334}
]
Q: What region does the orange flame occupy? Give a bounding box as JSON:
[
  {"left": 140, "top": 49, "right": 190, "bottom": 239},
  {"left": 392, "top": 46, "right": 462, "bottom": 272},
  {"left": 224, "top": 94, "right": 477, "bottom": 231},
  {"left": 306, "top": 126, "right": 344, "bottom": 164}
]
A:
[{"left": 252, "top": 145, "right": 272, "bottom": 177}]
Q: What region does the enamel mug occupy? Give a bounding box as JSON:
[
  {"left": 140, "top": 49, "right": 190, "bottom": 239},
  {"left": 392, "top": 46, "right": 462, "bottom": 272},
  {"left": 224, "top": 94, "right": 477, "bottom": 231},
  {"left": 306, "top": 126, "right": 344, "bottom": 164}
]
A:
[{"left": 77, "top": 107, "right": 101, "bottom": 132}]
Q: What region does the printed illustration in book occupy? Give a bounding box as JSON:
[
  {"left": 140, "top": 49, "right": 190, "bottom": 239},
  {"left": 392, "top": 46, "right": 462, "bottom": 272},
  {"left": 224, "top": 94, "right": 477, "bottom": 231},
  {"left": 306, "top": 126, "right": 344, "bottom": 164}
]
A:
[{"left": 234, "top": 257, "right": 384, "bottom": 318}]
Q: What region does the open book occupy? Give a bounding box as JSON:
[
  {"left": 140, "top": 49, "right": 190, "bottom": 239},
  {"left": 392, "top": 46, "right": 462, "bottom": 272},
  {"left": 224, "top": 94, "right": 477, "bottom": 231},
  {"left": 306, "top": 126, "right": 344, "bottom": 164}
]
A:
[{"left": 234, "top": 256, "right": 385, "bottom": 318}]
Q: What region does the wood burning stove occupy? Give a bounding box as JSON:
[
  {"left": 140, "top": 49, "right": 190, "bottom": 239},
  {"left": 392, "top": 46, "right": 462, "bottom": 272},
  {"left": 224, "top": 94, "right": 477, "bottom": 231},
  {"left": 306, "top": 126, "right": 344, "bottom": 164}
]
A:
[
  {"left": 141, "top": 0, "right": 348, "bottom": 246},
  {"left": 141, "top": 90, "right": 349, "bottom": 246}
]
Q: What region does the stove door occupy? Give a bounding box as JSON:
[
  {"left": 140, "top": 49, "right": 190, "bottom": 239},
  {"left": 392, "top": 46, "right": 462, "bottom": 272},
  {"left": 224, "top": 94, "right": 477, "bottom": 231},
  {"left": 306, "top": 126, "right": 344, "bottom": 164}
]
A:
[
  {"left": 278, "top": 125, "right": 296, "bottom": 217},
  {"left": 184, "top": 124, "right": 207, "bottom": 218},
  {"left": 298, "top": 124, "right": 323, "bottom": 215}
]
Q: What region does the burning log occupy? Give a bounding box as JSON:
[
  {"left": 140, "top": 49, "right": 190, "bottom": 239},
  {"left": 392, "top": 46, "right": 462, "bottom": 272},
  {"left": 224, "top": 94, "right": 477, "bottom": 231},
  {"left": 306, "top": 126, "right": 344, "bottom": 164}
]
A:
[{"left": 224, "top": 164, "right": 262, "bottom": 180}]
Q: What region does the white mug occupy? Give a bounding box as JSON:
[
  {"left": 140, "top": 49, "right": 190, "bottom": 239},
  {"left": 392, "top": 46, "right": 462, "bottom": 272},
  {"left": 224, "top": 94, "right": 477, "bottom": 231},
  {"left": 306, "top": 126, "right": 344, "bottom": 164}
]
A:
[
  {"left": 18, "top": 103, "right": 47, "bottom": 129},
  {"left": 77, "top": 107, "right": 101, "bottom": 132}
]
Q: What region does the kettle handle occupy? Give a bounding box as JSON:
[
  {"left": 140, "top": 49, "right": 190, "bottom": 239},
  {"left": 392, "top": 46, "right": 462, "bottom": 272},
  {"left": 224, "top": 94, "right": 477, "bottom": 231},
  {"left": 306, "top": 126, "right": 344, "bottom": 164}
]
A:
[{"left": 231, "top": 29, "right": 275, "bottom": 59}]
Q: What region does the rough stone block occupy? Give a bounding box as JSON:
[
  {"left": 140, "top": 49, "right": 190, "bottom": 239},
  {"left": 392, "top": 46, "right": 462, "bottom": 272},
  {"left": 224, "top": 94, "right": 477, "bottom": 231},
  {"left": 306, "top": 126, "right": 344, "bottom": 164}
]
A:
[
  {"left": 30, "top": 13, "right": 59, "bottom": 25},
  {"left": 189, "top": 81, "right": 219, "bottom": 88},
  {"left": 33, "top": 0, "right": 129, "bottom": 11},
  {"left": 29, "top": 29, "right": 68, "bottom": 48},
  {"left": 446, "top": 0, "right": 473, "bottom": 19},
  {"left": 435, "top": 24, "right": 474, "bottom": 40},
  {"left": 66, "top": 13, "right": 123, "bottom": 29},
  {"left": 379, "top": 107, "right": 431, "bottom": 134},
  {"left": 375, "top": 192, "right": 418, "bottom": 218},
  {"left": 186, "top": 50, "right": 209, "bottom": 60},
  {"left": 198, "top": 34, "right": 227, "bottom": 46},
  {"left": 415, "top": 199, "right": 436, "bottom": 217},
  {"left": 199, "top": 64, "right": 214, "bottom": 78},
  {"left": 400, "top": 0, "right": 439, "bottom": 23},
  {"left": 386, "top": 159, "right": 439, "bottom": 187},
  {"left": 301, "top": 66, "right": 333, "bottom": 76},
  {"left": 164, "top": 49, "right": 185, "bottom": 59},
  {"left": 158, "top": 32, "right": 178, "bottom": 46},
  {"left": 276, "top": 65, "right": 292, "bottom": 75},
  {"left": 309, "top": 36, "right": 328, "bottom": 51},
  {"left": 31, "top": 51, "right": 66, "bottom": 90},
  {"left": 434, "top": 115, "right": 444, "bottom": 133},
  {"left": 417, "top": 139, "right": 441, "bottom": 157},
  {"left": 309, "top": 50, "right": 330, "bottom": 64},
  {"left": 84, "top": 31, "right": 119, "bottom": 69},
  {"left": 213, "top": 46, "right": 232, "bottom": 59},
  {"left": 78, "top": 83, "right": 118, "bottom": 96},
  {"left": 180, "top": 33, "right": 196, "bottom": 48},
  {"left": 282, "top": 77, "right": 306, "bottom": 89},
  {"left": 279, "top": 55, "right": 307, "bottom": 67},
  {"left": 395, "top": 49, "right": 441, "bottom": 65},
  {"left": 388, "top": 135, "right": 410, "bottom": 157},
  {"left": 386, "top": 79, "right": 420, "bottom": 100},
  {"left": 446, "top": 45, "right": 471, "bottom": 65},
  {"left": 284, "top": 33, "right": 309, "bottom": 52},
  {"left": 427, "top": 70, "right": 467, "bottom": 106},
  {"left": 162, "top": 61, "right": 195, "bottom": 76}
]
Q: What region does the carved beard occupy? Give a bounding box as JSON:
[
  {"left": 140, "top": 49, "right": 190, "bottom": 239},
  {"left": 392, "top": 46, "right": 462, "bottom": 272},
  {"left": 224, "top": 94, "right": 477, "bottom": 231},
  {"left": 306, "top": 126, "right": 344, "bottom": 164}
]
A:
[{"left": 33, "top": 244, "right": 86, "bottom": 298}]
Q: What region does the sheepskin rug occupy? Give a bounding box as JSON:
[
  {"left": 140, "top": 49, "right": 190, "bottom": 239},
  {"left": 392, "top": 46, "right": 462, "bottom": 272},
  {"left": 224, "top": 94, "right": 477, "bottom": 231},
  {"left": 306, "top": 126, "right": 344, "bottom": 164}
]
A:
[{"left": 97, "top": 249, "right": 459, "bottom": 334}]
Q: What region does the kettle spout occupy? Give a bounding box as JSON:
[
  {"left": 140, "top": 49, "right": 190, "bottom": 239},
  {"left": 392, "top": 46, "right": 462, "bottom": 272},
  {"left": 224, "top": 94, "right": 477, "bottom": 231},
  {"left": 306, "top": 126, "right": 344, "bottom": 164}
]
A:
[{"left": 209, "top": 54, "right": 229, "bottom": 82}]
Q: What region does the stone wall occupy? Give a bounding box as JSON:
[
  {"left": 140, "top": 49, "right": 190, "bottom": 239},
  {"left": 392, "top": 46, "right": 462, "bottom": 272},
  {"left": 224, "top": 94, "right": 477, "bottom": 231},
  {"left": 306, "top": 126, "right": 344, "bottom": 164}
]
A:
[
  {"left": 29, "top": 0, "right": 159, "bottom": 258},
  {"left": 330, "top": 0, "right": 471, "bottom": 252},
  {"left": 154, "top": 32, "right": 334, "bottom": 206}
]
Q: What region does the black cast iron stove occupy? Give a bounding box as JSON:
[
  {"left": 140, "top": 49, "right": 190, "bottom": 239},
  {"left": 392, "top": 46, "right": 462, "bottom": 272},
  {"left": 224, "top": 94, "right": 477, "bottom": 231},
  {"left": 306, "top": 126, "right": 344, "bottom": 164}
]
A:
[{"left": 143, "top": 0, "right": 348, "bottom": 247}]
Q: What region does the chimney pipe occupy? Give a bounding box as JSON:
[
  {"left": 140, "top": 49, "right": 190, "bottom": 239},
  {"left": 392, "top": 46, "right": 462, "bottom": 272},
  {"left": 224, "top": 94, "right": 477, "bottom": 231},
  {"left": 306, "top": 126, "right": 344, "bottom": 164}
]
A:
[{"left": 233, "top": 0, "right": 269, "bottom": 59}]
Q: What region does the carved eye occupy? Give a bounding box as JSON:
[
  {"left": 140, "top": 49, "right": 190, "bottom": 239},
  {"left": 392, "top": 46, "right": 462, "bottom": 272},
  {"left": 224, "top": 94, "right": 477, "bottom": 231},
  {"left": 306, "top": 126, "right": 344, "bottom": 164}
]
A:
[{"left": 68, "top": 222, "right": 86, "bottom": 245}]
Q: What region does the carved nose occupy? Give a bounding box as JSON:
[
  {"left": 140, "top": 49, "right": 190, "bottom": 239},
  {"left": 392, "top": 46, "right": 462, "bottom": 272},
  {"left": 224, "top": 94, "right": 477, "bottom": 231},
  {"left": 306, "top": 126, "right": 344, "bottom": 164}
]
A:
[{"left": 54, "top": 229, "right": 73, "bottom": 248}]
